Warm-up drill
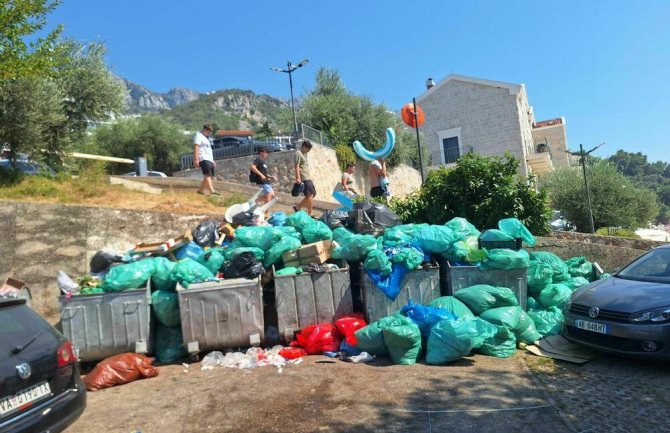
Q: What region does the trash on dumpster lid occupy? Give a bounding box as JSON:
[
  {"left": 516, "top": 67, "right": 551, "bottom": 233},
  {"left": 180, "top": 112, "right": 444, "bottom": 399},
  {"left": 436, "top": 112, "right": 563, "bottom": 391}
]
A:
[{"left": 282, "top": 240, "right": 333, "bottom": 267}]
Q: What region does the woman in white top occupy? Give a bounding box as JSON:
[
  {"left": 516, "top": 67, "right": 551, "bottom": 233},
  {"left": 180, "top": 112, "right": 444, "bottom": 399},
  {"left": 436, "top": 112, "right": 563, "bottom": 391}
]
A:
[{"left": 334, "top": 162, "right": 358, "bottom": 197}]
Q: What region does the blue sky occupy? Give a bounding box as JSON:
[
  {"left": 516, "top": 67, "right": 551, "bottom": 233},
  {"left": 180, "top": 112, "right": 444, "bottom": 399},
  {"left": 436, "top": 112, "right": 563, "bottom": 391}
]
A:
[{"left": 48, "top": 0, "right": 669, "bottom": 162}]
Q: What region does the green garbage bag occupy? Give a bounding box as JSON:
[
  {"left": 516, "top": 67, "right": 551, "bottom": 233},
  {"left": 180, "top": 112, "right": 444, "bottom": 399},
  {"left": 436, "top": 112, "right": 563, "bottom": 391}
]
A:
[
  {"left": 444, "top": 217, "right": 480, "bottom": 240},
  {"left": 332, "top": 234, "right": 378, "bottom": 261},
  {"left": 479, "top": 306, "right": 541, "bottom": 344},
  {"left": 527, "top": 296, "right": 538, "bottom": 310},
  {"left": 529, "top": 252, "right": 570, "bottom": 282},
  {"left": 154, "top": 323, "right": 187, "bottom": 364},
  {"left": 152, "top": 257, "right": 176, "bottom": 291},
  {"left": 537, "top": 283, "right": 572, "bottom": 309},
  {"left": 354, "top": 315, "right": 400, "bottom": 356},
  {"left": 169, "top": 259, "right": 214, "bottom": 288},
  {"left": 100, "top": 259, "right": 156, "bottom": 292},
  {"left": 528, "top": 306, "right": 564, "bottom": 337},
  {"left": 302, "top": 220, "right": 333, "bottom": 244},
  {"left": 332, "top": 227, "right": 355, "bottom": 244},
  {"left": 428, "top": 296, "right": 476, "bottom": 320},
  {"left": 382, "top": 315, "right": 422, "bottom": 365},
  {"left": 527, "top": 260, "right": 553, "bottom": 292},
  {"left": 277, "top": 226, "right": 303, "bottom": 241},
  {"left": 565, "top": 256, "right": 595, "bottom": 280},
  {"left": 453, "top": 284, "right": 519, "bottom": 315},
  {"left": 196, "top": 249, "right": 225, "bottom": 275},
  {"left": 383, "top": 224, "right": 420, "bottom": 247},
  {"left": 80, "top": 287, "right": 104, "bottom": 295},
  {"left": 476, "top": 325, "right": 517, "bottom": 358},
  {"left": 598, "top": 272, "right": 611, "bottom": 279},
  {"left": 498, "top": 218, "right": 535, "bottom": 246},
  {"left": 275, "top": 266, "right": 303, "bottom": 276},
  {"left": 152, "top": 290, "right": 180, "bottom": 327},
  {"left": 414, "top": 225, "right": 459, "bottom": 254},
  {"left": 426, "top": 318, "right": 497, "bottom": 364},
  {"left": 481, "top": 249, "right": 530, "bottom": 270},
  {"left": 222, "top": 246, "right": 265, "bottom": 261},
  {"left": 264, "top": 236, "right": 302, "bottom": 268},
  {"left": 364, "top": 249, "right": 392, "bottom": 276},
  {"left": 235, "top": 226, "right": 284, "bottom": 251},
  {"left": 448, "top": 236, "right": 485, "bottom": 263},
  {"left": 390, "top": 246, "right": 424, "bottom": 270},
  {"left": 565, "top": 276, "right": 590, "bottom": 291},
  {"left": 284, "top": 211, "right": 315, "bottom": 230},
  {"left": 479, "top": 229, "right": 514, "bottom": 242}
]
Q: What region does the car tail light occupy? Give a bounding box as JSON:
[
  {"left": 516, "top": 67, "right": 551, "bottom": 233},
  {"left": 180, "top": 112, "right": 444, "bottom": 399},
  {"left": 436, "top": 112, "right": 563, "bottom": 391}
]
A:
[{"left": 57, "top": 341, "right": 75, "bottom": 367}]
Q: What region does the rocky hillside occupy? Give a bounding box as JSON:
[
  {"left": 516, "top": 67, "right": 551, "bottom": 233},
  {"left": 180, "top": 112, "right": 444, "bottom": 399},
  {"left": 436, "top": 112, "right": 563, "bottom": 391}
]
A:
[{"left": 120, "top": 78, "right": 288, "bottom": 131}]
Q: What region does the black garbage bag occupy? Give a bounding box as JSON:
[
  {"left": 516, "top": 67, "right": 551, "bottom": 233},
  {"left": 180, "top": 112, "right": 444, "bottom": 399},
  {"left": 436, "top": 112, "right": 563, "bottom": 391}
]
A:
[
  {"left": 231, "top": 211, "right": 256, "bottom": 227},
  {"left": 90, "top": 251, "right": 125, "bottom": 274},
  {"left": 192, "top": 220, "right": 221, "bottom": 247},
  {"left": 320, "top": 210, "right": 351, "bottom": 230},
  {"left": 222, "top": 251, "right": 264, "bottom": 279},
  {"left": 350, "top": 202, "right": 402, "bottom": 235}
]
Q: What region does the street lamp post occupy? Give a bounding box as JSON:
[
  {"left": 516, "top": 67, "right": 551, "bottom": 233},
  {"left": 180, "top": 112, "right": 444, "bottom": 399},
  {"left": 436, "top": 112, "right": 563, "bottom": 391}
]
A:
[
  {"left": 270, "top": 59, "right": 309, "bottom": 140},
  {"left": 567, "top": 143, "right": 605, "bottom": 234}
]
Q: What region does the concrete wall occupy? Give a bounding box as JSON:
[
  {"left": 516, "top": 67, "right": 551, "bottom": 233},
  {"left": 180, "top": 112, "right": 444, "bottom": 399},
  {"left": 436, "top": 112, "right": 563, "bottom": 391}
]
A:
[
  {"left": 175, "top": 143, "right": 422, "bottom": 202},
  {"left": 532, "top": 123, "right": 570, "bottom": 168},
  {"left": 419, "top": 80, "right": 527, "bottom": 175}
]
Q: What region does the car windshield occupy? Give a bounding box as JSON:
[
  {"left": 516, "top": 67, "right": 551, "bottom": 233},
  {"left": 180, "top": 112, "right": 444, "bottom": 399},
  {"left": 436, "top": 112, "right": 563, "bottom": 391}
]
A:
[{"left": 616, "top": 248, "right": 670, "bottom": 284}]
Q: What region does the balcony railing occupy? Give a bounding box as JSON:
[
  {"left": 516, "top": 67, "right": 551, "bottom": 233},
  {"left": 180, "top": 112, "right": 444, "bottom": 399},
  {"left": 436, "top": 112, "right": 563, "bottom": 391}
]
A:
[
  {"left": 443, "top": 145, "right": 474, "bottom": 164},
  {"left": 524, "top": 137, "right": 552, "bottom": 158}
]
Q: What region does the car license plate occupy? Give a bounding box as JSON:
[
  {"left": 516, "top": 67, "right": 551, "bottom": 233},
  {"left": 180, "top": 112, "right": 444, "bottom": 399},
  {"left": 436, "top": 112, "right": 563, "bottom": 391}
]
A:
[
  {"left": 0, "top": 381, "right": 51, "bottom": 418},
  {"left": 574, "top": 319, "right": 608, "bottom": 334}
]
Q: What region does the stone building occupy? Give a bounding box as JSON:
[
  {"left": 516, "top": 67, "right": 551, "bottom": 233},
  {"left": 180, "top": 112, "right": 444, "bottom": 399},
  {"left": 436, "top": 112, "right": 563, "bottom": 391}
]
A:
[{"left": 416, "top": 74, "right": 569, "bottom": 177}]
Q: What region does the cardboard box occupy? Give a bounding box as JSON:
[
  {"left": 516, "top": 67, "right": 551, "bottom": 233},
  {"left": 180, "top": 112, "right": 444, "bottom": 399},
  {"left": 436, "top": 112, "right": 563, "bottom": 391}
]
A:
[{"left": 282, "top": 240, "right": 332, "bottom": 267}]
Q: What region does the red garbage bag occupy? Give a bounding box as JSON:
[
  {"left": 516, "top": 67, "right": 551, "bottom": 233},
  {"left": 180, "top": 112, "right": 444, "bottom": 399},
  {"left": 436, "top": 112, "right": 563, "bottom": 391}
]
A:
[
  {"left": 335, "top": 313, "right": 367, "bottom": 346},
  {"left": 292, "top": 324, "right": 341, "bottom": 355},
  {"left": 279, "top": 347, "right": 307, "bottom": 360},
  {"left": 83, "top": 353, "right": 159, "bottom": 391}
]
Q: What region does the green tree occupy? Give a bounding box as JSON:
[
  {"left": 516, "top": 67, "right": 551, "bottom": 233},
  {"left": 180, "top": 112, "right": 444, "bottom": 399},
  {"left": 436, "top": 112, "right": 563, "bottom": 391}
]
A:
[
  {"left": 255, "top": 121, "right": 273, "bottom": 139},
  {"left": 541, "top": 159, "right": 659, "bottom": 232},
  {"left": 90, "top": 115, "right": 191, "bottom": 174},
  {"left": 0, "top": 0, "right": 63, "bottom": 79},
  {"left": 390, "top": 152, "right": 551, "bottom": 234}
]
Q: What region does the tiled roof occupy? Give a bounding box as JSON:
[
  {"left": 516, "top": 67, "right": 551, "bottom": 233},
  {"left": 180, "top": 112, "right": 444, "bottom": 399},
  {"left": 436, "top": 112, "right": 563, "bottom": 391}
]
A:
[
  {"left": 215, "top": 130, "right": 255, "bottom": 137},
  {"left": 533, "top": 118, "right": 563, "bottom": 128}
]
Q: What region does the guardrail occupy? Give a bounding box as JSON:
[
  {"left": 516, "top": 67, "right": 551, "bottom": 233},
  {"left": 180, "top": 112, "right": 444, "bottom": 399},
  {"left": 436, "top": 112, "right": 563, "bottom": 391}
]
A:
[{"left": 180, "top": 141, "right": 289, "bottom": 171}]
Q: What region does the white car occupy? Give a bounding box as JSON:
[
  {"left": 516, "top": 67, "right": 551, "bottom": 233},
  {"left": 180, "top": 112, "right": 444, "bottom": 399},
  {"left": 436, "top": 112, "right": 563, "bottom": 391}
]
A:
[{"left": 123, "top": 171, "right": 167, "bottom": 177}]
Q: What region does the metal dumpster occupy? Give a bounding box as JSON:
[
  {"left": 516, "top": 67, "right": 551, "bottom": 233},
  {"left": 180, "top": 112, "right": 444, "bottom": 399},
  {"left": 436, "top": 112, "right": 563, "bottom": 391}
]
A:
[
  {"left": 59, "top": 284, "right": 152, "bottom": 362},
  {"left": 273, "top": 262, "right": 353, "bottom": 342},
  {"left": 362, "top": 263, "right": 440, "bottom": 323},
  {"left": 177, "top": 278, "right": 264, "bottom": 354},
  {"left": 444, "top": 260, "right": 528, "bottom": 309}
]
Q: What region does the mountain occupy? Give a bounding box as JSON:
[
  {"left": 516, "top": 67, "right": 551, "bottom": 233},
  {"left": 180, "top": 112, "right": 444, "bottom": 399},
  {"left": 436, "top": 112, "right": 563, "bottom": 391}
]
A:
[{"left": 120, "top": 78, "right": 288, "bottom": 131}]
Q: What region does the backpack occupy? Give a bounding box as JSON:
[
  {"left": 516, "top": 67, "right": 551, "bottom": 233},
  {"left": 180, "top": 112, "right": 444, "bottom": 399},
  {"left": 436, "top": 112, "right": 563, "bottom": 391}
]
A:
[{"left": 249, "top": 169, "right": 260, "bottom": 183}]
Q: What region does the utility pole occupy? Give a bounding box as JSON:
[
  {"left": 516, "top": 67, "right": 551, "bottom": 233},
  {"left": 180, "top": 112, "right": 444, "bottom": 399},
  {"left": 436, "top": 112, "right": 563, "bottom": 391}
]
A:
[
  {"left": 270, "top": 59, "right": 309, "bottom": 140},
  {"left": 567, "top": 143, "right": 605, "bottom": 233}
]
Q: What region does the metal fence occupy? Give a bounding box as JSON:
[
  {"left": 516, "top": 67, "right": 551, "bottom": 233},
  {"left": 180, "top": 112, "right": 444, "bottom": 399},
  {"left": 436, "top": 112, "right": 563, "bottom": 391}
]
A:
[
  {"left": 300, "top": 124, "right": 333, "bottom": 147},
  {"left": 180, "top": 140, "right": 286, "bottom": 171}
]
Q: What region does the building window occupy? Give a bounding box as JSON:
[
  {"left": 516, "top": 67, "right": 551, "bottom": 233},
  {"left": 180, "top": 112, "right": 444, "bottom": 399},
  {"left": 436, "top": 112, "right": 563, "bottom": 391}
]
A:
[{"left": 442, "top": 137, "right": 460, "bottom": 164}]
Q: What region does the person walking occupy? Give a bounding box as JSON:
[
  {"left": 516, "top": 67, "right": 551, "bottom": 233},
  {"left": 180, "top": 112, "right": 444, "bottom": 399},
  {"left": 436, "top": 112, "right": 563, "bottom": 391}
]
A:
[
  {"left": 368, "top": 158, "right": 388, "bottom": 199},
  {"left": 293, "top": 140, "right": 316, "bottom": 215},
  {"left": 250, "top": 146, "right": 276, "bottom": 218},
  {"left": 334, "top": 162, "right": 358, "bottom": 198},
  {"left": 194, "top": 123, "right": 219, "bottom": 195}
]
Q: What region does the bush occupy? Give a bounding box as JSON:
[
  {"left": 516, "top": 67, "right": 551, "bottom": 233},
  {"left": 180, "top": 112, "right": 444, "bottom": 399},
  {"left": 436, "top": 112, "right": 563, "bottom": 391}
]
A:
[
  {"left": 334, "top": 144, "right": 358, "bottom": 171},
  {"left": 595, "top": 227, "right": 640, "bottom": 239},
  {"left": 389, "top": 152, "right": 551, "bottom": 234}
]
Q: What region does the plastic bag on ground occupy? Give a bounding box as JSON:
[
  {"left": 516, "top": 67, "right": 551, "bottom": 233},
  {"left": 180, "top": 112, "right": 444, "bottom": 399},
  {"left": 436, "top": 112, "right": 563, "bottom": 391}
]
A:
[
  {"left": 335, "top": 313, "right": 367, "bottom": 346},
  {"left": 200, "top": 351, "right": 225, "bottom": 370},
  {"left": 169, "top": 259, "right": 215, "bottom": 288},
  {"left": 332, "top": 234, "right": 378, "bottom": 261},
  {"left": 529, "top": 252, "right": 570, "bottom": 282},
  {"left": 155, "top": 323, "right": 187, "bottom": 364},
  {"left": 354, "top": 315, "right": 404, "bottom": 356},
  {"left": 83, "top": 353, "right": 158, "bottom": 391},
  {"left": 480, "top": 249, "right": 530, "bottom": 270},
  {"left": 364, "top": 249, "right": 393, "bottom": 275},
  {"left": 444, "top": 217, "right": 480, "bottom": 240},
  {"left": 152, "top": 290, "right": 180, "bottom": 327},
  {"left": 196, "top": 249, "right": 225, "bottom": 275},
  {"left": 453, "top": 284, "right": 519, "bottom": 315},
  {"left": 526, "top": 260, "right": 553, "bottom": 292},
  {"left": 302, "top": 220, "right": 333, "bottom": 243},
  {"left": 528, "top": 306, "right": 565, "bottom": 337},
  {"left": 285, "top": 211, "right": 316, "bottom": 230},
  {"left": 498, "top": 218, "right": 535, "bottom": 246},
  {"left": 100, "top": 259, "right": 155, "bottom": 292},
  {"left": 479, "top": 306, "right": 541, "bottom": 344},
  {"left": 565, "top": 256, "right": 595, "bottom": 280},
  {"left": 264, "top": 236, "right": 303, "bottom": 268},
  {"left": 223, "top": 251, "right": 264, "bottom": 279},
  {"left": 152, "top": 257, "right": 176, "bottom": 291},
  {"left": 235, "top": 226, "right": 284, "bottom": 251},
  {"left": 426, "top": 318, "right": 497, "bottom": 364},
  {"left": 401, "top": 300, "right": 458, "bottom": 338},
  {"left": 268, "top": 212, "right": 287, "bottom": 226},
  {"left": 475, "top": 325, "right": 517, "bottom": 358},
  {"left": 381, "top": 315, "right": 422, "bottom": 365},
  {"left": 192, "top": 220, "right": 221, "bottom": 248},
  {"left": 537, "top": 283, "right": 572, "bottom": 309},
  {"left": 428, "top": 296, "right": 476, "bottom": 320},
  {"left": 565, "top": 276, "right": 590, "bottom": 291},
  {"left": 414, "top": 225, "right": 459, "bottom": 254},
  {"left": 279, "top": 347, "right": 307, "bottom": 360},
  {"left": 293, "top": 324, "right": 341, "bottom": 355}
]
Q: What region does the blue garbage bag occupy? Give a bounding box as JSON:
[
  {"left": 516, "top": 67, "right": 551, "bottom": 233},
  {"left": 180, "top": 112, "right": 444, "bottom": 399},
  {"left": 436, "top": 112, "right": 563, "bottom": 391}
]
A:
[
  {"left": 366, "top": 264, "right": 410, "bottom": 301},
  {"left": 401, "top": 300, "right": 458, "bottom": 338},
  {"left": 268, "top": 212, "right": 287, "bottom": 226}
]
